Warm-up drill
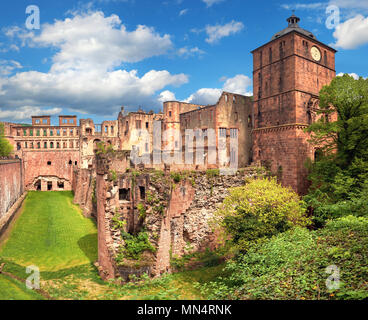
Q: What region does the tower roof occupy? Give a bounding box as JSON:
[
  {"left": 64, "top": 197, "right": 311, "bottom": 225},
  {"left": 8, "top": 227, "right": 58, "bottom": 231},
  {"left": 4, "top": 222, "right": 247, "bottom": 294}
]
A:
[{"left": 271, "top": 14, "right": 316, "bottom": 40}]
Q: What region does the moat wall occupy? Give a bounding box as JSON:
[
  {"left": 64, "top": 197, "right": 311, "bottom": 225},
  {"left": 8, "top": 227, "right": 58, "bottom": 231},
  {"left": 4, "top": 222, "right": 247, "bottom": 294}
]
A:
[{"left": 0, "top": 160, "right": 24, "bottom": 230}]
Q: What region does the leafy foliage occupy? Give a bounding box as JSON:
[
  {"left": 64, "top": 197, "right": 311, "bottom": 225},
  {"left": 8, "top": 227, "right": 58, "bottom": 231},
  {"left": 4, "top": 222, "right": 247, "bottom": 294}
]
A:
[
  {"left": 200, "top": 216, "right": 368, "bottom": 300},
  {"left": 214, "top": 178, "right": 309, "bottom": 252},
  {"left": 305, "top": 74, "right": 368, "bottom": 225},
  {"left": 118, "top": 231, "right": 156, "bottom": 261},
  {"left": 0, "top": 123, "right": 13, "bottom": 157}
]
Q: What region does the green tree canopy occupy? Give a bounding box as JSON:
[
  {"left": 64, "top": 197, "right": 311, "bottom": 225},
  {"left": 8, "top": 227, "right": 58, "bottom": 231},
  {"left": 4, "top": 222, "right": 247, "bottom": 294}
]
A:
[
  {"left": 0, "top": 122, "right": 13, "bottom": 157},
  {"left": 305, "top": 74, "right": 368, "bottom": 225}
]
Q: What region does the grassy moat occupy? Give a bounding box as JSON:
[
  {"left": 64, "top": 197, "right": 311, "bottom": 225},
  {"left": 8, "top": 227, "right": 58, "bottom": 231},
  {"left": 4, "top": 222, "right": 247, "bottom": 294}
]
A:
[
  {"left": 0, "top": 191, "right": 222, "bottom": 300},
  {"left": 0, "top": 191, "right": 367, "bottom": 300}
]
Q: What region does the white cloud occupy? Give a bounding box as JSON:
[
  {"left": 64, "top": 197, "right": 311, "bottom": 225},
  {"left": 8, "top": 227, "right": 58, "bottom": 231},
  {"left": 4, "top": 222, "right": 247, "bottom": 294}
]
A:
[
  {"left": 223, "top": 74, "right": 253, "bottom": 95},
  {"left": 184, "top": 88, "right": 223, "bottom": 105},
  {"left": 0, "top": 11, "right": 188, "bottom": 120},
  {"left": 202, "top": 0, "right": 225, "bottom": 7},
  {"left": 0, "top": 60, "right": 22, "bottom": 76},
  {"left": 158, "top": 90, "right": 176, "bottom": 103},
  {"left": 184, "top": 74, "right": 253, "bottom": 105},
  {"left": 179, "top": 9, "right": 189, "bottom": 16},
  {"left": 337, "top": 72, "right": 366, "bottom": 79},
  {"left": 281, "top": 3, "right": 325, "bottom": 10},
  {"left": 29, "top": 11, "right": 173, "bottom": 71},
  {"left": 0, "top": 106, "right": 62, "bottom": 121},
  {"left": 332, "top": 14, "right": 368, "bottom": 49},
  {"left": 177, "top": 46, "right": 205, "bottom": 58},
  {"left": 205, "top": 20, "right": 244, "bottom": 44},
  {"left": 328, "top": 0, "right": 368, "bottom": 10}
]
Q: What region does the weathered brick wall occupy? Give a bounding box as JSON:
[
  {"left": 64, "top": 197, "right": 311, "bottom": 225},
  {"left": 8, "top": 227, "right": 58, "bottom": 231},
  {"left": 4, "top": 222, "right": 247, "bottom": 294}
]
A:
[
  {"left": 0, "top": 160, "right": 23, "bottom": 220},
  {"left": 22, "top": 150, "right": 79, "bottom": 190},
  {"left": 73, "top": 168, "right": 95, "bottom": 217}
]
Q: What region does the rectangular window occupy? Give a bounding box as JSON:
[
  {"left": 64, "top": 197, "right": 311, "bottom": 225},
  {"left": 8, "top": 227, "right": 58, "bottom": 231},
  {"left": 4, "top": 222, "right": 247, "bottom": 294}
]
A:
[
  {"left": 219, "top": 128, "right": 227, "bottom": 138},
  {"left": 44, "top": 142, "right": 47, "bottom": 149},
  {"left": 111, "top": 126, "right": 114, "bottom": 134},
  {"left": 36, "top": 130, "right": 40, "bottom": 136},
  {"left": 42, "top": 119, "right": 48, "bottom": 124},
  {"left": 23, "top": 130, "right": 27, "bottom": 136},
  {"left": 50, "top": 130, "right": 53, "bottom": 136},
  {"left": 230, "top": 128, "right": 238, "bottom": 138},
  {"left": 136, "top": 120, "right": 141, "bottom": 129},
  {"left": 57, "top": 129, "right": 60, "bottom": 136},
  {"left": 30, "top": 129, "right": 33, "bottom": 136},
  {"left": 43, "top": 130, "right": 47, "bottom": 136},
  {"left": 63, "top": 129, "right": 67, "bottom": 136},
  {"left": 70, "top": 129, "right": 73, "bottom": 136}
]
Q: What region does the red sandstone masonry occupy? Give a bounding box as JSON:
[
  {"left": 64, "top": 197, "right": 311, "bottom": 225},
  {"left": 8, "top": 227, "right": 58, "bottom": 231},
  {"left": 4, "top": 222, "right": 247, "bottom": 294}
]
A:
[
  {"left": 154, "top": 180, "right": 195, "bottom": 275},
  {"left": 0, "top": 160, "right": 23, "bottom": 220}
]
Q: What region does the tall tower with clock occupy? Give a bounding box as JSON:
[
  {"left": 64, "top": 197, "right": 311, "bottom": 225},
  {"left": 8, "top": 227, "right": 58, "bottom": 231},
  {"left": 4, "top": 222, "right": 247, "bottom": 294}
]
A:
[{"left": 251, "top": 14, "right": 337, "bottom": 194}]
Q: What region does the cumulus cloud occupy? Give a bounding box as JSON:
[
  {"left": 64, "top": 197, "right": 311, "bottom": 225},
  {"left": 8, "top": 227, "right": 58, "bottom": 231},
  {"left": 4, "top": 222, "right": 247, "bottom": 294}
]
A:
[
  {"left": 223, "top": 74, "right": 252, "bottom": 95},
  {"left": 184, "top": 74, "right": 253, "bottom": 105},
  {"left": 202, "top": 0, "right": 225, "bottom": 7},
  {"left": 332, "top": 14, "right": 368, "bottom": 49},
  {"left": 205, "top": 20, "right": 244, "bottom": 44},
  {"left": 0, "top": 11, "right": 188, "bottom": 120},
  {"left": 0, "top": 106, "right": 62, "bottom": 121},
  {"left": 158, "top": 90, "right": 177, "bottom": 103}
]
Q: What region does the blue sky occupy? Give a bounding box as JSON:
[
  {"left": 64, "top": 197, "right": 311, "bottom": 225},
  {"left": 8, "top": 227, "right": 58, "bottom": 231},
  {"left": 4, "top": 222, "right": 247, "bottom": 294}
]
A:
[{"left": 0, "top": 0, "right": 367, "bottom": 125}]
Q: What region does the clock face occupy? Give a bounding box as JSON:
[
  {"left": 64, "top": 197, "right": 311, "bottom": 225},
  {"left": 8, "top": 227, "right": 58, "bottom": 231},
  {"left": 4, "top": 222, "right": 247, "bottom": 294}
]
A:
[{"left": 311, "top": 46, "right": 321, "bottom": 61}]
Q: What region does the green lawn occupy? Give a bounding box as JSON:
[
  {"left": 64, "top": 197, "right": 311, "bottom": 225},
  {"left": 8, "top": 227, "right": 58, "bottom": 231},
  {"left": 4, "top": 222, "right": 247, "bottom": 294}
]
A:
[
  {"left": 0, "top": 274, "right": 44, "bottom": 300},
  {"left": 0, "top": 191, "right": 220, "bottom": 300},
  {"left": 0, "top": 191, "right": 97, "bottom": 271}
]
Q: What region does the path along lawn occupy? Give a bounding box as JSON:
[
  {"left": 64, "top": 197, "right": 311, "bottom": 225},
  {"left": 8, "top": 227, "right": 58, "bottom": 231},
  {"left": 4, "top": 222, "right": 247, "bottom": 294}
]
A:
[{"left": 0, "top": 191, "right": 222, "bottom": 300}]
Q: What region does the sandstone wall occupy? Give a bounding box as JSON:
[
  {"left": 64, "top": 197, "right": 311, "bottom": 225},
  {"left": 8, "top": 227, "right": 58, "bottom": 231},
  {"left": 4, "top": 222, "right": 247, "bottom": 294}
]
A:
[
  {"left": 94, "top": 151, "right": 255, "bottom": 280},
  {"left": 0, "top": 160, "right": 23, "bottom": 221}
]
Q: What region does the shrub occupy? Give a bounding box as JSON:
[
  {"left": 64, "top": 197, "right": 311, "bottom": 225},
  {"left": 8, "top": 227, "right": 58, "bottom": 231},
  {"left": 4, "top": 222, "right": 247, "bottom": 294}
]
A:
[
  {"left": 119, "top": 231, "right": 156, "bottom": 260},
  {"left": 200, "top": 216, "right": 368, "bottom": 300},
  {"left": 214, "top": 177, "right": 309, "bottom": 252},
  {"left": 0, "top": 123, "right": 13, "bottom": 157}
]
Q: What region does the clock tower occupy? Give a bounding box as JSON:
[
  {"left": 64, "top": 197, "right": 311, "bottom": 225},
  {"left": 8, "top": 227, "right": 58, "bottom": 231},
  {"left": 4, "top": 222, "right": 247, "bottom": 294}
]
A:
[{"left": 251, "top": 15, "right": 337, "bottom": 194}]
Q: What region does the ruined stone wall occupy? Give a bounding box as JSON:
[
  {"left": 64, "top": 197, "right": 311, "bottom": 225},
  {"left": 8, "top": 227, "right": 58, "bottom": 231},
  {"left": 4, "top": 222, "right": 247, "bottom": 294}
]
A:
[
  {"left": 72, "top": 168, "right": 96, "bottom": 217},
  {"left": 22, "top": 150, "right": 79, "bottom": 190},
  {"left": 0, "top": 160, "right": 23, "bottom": 221},
  {"left": 95, "top": 150, "right": 255, "bottom": 280}
]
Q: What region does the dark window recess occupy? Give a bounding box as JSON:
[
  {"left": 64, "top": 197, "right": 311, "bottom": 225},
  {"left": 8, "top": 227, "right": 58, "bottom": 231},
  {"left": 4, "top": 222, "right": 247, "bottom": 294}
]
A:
[
  {"left": 119, "top": 188, "right": 130, "bottom": 201},
  {"left": 35, "top": 180, "right": 41, "bottom": 191},
  {"left": 47, "top": 182, "right": 53, "bottom": 191},
  {"left": 47, "top": 161, "right": 52, "bottom": 166},
  {"left": 69, "top": 160, "right": 72, "bottom": 165},
  {"left": 139, "top": 186, "right": 146, "bottom": 200},
  {"left": 75, "top": 161, "right": 78, "bottom": 166},
  {"left": 57, "top": 181, "right": 64, "bottom": 189}
]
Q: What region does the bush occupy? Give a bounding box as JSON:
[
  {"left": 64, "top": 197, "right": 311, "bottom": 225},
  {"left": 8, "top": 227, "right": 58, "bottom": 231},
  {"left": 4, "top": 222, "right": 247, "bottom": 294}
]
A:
[
  {"left": 200, "top": 216, "right": 368, "bottom": 300},
  {"left": 119, "top": 231, "right": 156, "bottom": 260},
  {"left": 0, "top": 123, "right": 13, "bottom": 157},
  {"left": 214, "top": 178, "right": 309, "bottom": 252}
]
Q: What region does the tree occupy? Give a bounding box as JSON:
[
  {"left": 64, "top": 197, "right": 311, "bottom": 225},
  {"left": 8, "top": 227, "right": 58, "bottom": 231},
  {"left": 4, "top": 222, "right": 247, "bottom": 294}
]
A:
[
  {"left": 214, "top": 178, "right": 309, "bottom": 252},
  {"left": 305, "top": 74, "right": 368, "bottom": 224},
  {"left": 0, "top": 123, "right": 13, "bottom": 157},
  {"left": 307, "top": 74, "right": 368, "bottom": 168}
]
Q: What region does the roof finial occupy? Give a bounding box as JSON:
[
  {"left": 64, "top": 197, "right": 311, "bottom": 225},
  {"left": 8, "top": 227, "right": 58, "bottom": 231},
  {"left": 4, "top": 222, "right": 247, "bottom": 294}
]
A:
[{"left": 287, "top": 12, "right": 300, "bottom": 27}]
